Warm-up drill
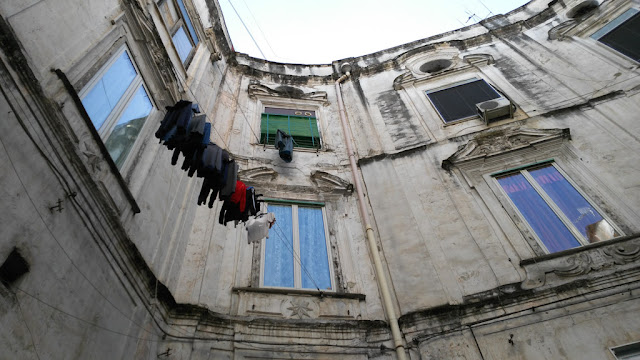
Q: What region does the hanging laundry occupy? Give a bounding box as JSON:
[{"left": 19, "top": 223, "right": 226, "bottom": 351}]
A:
[
  {"left": 155, "top": 101, "right": 268, "bottom": 224},
  {"left": 219, "top": 160, "right": 238, "bottom": 200},
  {"left": 155, "top": 100, "right": 193, "bottom": 147},
  {"left": 275, "top": 129, "right": 293, "bottom": 163},
  {"left": 246, "top": 213, "right": 276, "bottom": 244},
  {"left": 173, "top": 114, "right": 207, "bottom": 167}
]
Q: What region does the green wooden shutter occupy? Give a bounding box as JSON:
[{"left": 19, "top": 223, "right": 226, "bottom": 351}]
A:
[{"left": 260, "top": 113, "right": 320, "bottom": 149}]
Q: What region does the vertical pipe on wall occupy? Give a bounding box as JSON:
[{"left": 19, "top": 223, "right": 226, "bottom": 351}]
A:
[{"left": 335, "top": 73, "right": 408, "bottom": 360}]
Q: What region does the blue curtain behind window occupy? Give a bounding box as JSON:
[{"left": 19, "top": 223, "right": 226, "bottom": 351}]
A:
[
  {"left": 264, "top": 205, "right": 294, "bottom": 287},
  {"left": 298, "top": 207, "right": 331, "bottom": 290},
  {"left": 498, "top": 173, "right": 580, "bottom": 252},
  {"left": 82, "top": 51, "right": 137, "bottom": 130},
  {"left": 528, "top": 165, "right": 617, "bottom": 243}
]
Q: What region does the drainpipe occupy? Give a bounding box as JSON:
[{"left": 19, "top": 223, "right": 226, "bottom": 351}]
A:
[{"left": 335, "top": 64, "right": 407, "bottom": 360}]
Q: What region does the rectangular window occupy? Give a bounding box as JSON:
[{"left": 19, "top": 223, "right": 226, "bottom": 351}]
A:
[
  {"left": 261, "top": 203, "right": 332, "bottom": 290},
  {"left": 80, "top": 46, "right": 153, "bottom": 169},
  {"left": 591, "top": 8, "right": 640, "bottom": 62},
  {"left": 159, "top": 0, "right": 199, "bottom": 65},
  {"left": 612, "top": 342, "right": 640, "bottom": 360},
  {"left": 495, "top": 162, "right": 620, "bottom": 253},
  {"left": 426, "top": 78, "right": 501, "bottom": 123},
  {"left": 260, "top": 107, "right": 321, "bottom": 149}
]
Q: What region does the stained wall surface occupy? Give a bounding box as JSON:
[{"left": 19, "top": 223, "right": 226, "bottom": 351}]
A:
[{"left": 1, "top": 0, "right": 640, "bottom": 359}]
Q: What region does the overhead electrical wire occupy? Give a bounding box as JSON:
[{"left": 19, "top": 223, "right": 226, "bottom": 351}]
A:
[{"left": 226, "top": 0, "right": 267, "bottom": 60}]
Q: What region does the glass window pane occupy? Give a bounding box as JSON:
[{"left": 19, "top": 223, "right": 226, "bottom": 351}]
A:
[
  {"left": 497, "top": 173, "right": 581, "bottom": 253},
  {"left": 264, "top": 205, "right": 294, "bottom": 287},
  {"left": 172, "top": 27, "right": 193, "bottom": 63},
  {"left": 104, "top": 85, "right": 153, "bottom": 168},
  {"left": 529, "top": 165, "right": 619, "bottom": 243},
  {"left": 176, "top": 0, "right": 199, "bottom": 45},
  {"left": 81, "top": 51, "right": 137, "bottom": 130},
  {"left": 298, "top": 207, "right": 331, "bottom": 290},
  {"left": 591, "top": 8, "right": 639, "bottom": 39},
  {"left": 598, "top": 12, "right": 640, "bottom": 62},
  {"left": 427, "top": 79, "right": 501, "bottom": 122}
]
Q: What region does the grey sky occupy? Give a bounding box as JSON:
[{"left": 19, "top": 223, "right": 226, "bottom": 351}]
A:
[{"left": 218, "top": 0, "right": 530, "bottom": 64}]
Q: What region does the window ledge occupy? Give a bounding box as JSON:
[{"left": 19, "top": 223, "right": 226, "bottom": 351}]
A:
[
  {"left": 232, "top": 286, "right": 366, "bottom": 300},
  {"left": 520, "top": 233, "right": 640, "bottom": 265},
  {"left": 519, "top": 233, "right": 640, "bottom": 290}
]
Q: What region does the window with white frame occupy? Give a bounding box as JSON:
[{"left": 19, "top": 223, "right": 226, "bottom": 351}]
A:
[
  {"left": 80, "top": 46, "right": 154, "bottom": 169},
  {"left": 426, "top": 78, "right": 502, "bottom": 123},
  {"left": 591, "top": 8, "right": 640, "bottom": 62},
  {"left": 494, "top": 161, "right": 621, "bottom": 253},
  {"left": 261, "top": 202, "right": 333, "bottom": 290},
  {"left": 158, "top": 0, "right": 199, "bottom": 65}
]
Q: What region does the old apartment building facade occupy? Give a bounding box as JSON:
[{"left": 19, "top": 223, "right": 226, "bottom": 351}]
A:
[{"left": 1, "top": 0, "right": 639, "bottom": 358}]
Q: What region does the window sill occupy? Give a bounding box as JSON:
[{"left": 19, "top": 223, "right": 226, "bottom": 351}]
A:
[
  {"left": 519, "top": 233, "right": 640, "bottom": 290},
  {"left": 256, "top": 143, "right": 324, "bottom": 153},
  {"left": 54, "top": 69, "right": 141, "bottom": 214},
  {"left": 232, "top": 286, "right": 366, "bottom": 300},
  {"left": 520, "top": 233, "right": 640, "bottom": 266}
]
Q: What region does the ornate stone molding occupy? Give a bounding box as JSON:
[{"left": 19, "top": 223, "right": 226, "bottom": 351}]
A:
[
  {"left": 248, "top": 83, "right": 329, "bottom": 105},
  {"left": 310, "top": 171, "right": 353, "bottom": 194},
  {"left": 520, "top": 234, "right": 640, "bottom": 289},
  {"left": 463, "top": 53, "right": 494, "bottom": 66},
  {"left": 442, "top": 127, "right": 571, "bottom": 170},
  {"left": 238, "top": 166, "right": 279, "bottom": 182},
  {"left": 548, "top": 20, "right": 577, "bottom": 41}
]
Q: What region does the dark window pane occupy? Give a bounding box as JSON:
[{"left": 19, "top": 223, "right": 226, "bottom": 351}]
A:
[
  {"left": 104, "top": 86, "right": 153, "bottom": 168},
  {"left": 298, "top": 207, "right": 331, "bottom": 290},
  {"left": 529, "top": 165, "right": 619, "bottom": 243},
  {"left": 176, "top": 0, "right": 199, "bottom": 45},
  {"left": 497, "top": 173, "right": 581, "bottom": 253},
  {"left": 598, "top": 12, "right": 640, "bottom": 62},
  {"left": 82, "top": 51, "right": 137, "bottom": 130},
  {"left": 591, "top": 8, "right": 638, "bottom": 39},
  {"left": 172, "top": 27, "right": 193, "bottom": 63},
  {"left": 264, "top": 205, "right": 294, "bottom": 287},
  {"left": 427, "top": 79, "right": 501, "bottom": 122}
]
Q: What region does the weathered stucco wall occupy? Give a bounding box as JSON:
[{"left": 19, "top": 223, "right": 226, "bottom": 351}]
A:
[{"left": 2, "top": 0, "right": 640, "bottom": 358}]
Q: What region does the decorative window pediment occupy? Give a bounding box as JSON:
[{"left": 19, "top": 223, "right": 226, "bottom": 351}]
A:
[
  {"left": 442, "top": 127, "right": 570, "bottom": 170},
  {"left": 248, "top": 83, "right": 329, "bottom": 105},
  {"left": 310, "top": 171, "right": 353, "bottom": 194},
  {"left": 392, "top": 49, "right": 494, "bottom": 90}
]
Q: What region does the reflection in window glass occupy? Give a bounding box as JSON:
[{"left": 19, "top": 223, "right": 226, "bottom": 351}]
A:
[
  {"left": 104, "top": 86, "right": 152, "bottom": 168},
  {"left": 497, "top": 172, "right": 581, "bottom": 253},
  {"left": 528, "top": 165, "right": 619, "bottom": 243},
  {"left": 172, "top": 27, "right": 193, "bottom": 63},
  {"left": 264, "top": 205, "right": 294, "bottom": 288},
  {"left": 176, "top": 0, "right": 199, "bottom": 45},
  {"left": 497, "top": 163, "right": 620, "bottom": 253},
  {"left": 82, "top": 51, "right": 137, "bottom": 130},
  {"left": 298, "top": 207, "right": 331, "bottom": 290}
]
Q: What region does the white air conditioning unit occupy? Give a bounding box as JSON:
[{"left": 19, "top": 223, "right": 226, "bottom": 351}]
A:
[{"left": 476, "top": 97, "right": 513, "bottom": 124}]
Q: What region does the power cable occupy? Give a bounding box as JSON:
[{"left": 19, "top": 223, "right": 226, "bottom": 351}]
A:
[
  {"left": 14, "top": 291, "right": 42, "bottom": 360},
  {"left": 227, "top": 0, "right": 267, "bottom": 59},
  {"left": 173, "top": 68, "right": 232, "bottom": 150},
  {"left": 269, "top": 219, "right": 323, "bottom": 291},
  {"left": 238, "top": 0, "right": 281, "bottom": 61},
  {"left": 14, "top": 287, "right": 165, "bottom": 343},
  {"left": 0, "top": 135, "right": 163, "bottom": 339}
]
